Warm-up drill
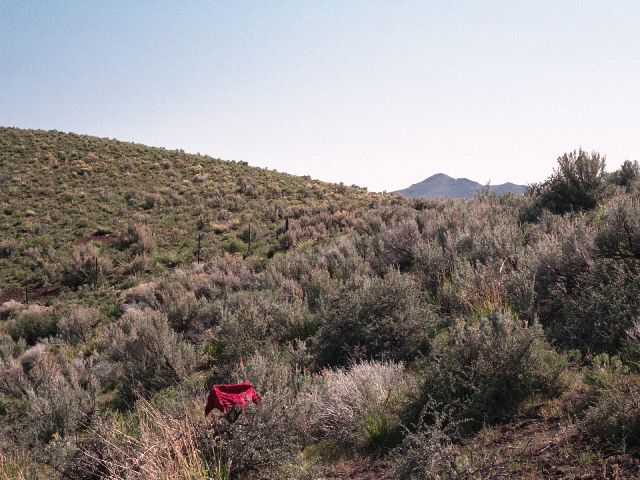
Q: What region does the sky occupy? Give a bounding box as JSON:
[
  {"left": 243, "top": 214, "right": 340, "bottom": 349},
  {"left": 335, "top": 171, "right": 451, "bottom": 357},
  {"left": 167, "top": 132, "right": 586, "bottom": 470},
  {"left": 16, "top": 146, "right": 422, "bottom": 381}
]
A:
[{"left": 1, "top": 1, "right": 639, "bottom": 192}]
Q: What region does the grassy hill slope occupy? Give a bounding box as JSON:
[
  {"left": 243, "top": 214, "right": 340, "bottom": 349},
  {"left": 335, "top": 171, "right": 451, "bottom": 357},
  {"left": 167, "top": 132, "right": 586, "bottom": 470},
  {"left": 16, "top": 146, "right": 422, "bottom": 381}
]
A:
[{"left": 0, "top": 127, "right": 391, "bottom": 298}]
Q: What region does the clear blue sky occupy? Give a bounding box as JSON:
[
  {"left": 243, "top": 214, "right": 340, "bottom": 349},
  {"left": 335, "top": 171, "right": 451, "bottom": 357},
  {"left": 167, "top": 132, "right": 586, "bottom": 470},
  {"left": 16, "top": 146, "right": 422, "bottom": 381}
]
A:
[{"left": 2, "top": 1, "right": 639, "bottom": 191}]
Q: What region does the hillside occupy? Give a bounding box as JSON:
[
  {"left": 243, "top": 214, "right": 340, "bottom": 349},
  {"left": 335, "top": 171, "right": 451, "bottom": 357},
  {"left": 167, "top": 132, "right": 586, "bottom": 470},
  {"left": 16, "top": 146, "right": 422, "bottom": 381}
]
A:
[
  {"left": 1, "top": 131, "right": 640, "bottom": 479},
  {"left": 395, "top": 173, "right": 527, "bottom": 198},
  {"left": 0, "top": 127, "right": 393, "bottom": 301}
]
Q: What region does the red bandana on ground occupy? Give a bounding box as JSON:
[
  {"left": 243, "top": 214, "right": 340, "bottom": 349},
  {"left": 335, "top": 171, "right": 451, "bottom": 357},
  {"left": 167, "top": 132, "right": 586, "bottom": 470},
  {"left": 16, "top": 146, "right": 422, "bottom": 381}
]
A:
[{"left": 204, "top": 380, "right": 262, "bottom": 416}]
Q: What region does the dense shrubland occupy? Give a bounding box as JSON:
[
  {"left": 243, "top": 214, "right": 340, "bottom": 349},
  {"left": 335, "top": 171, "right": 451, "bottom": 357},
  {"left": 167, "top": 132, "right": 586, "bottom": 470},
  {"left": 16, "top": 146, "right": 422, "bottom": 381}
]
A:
[{"left": 1, "top": 131, "right": 640, "bottom": 478}]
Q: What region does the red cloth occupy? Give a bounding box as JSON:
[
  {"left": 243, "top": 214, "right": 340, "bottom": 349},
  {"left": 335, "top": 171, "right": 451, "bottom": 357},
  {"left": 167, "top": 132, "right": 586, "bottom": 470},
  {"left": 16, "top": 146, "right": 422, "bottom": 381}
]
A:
[{"left": 205, "top": 380, "right": 262, "bottom": 416}]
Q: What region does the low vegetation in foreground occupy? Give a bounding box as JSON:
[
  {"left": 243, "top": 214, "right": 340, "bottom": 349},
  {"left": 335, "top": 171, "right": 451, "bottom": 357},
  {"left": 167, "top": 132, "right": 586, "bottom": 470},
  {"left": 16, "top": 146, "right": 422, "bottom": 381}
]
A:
[{"left": 1, "top": 128, "right": 640, "bottom": 479}]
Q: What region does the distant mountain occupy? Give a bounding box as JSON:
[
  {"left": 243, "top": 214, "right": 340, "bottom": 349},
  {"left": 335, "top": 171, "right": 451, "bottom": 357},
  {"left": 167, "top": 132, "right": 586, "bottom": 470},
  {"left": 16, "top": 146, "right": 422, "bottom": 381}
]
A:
[{"left": 394, "top": 173, "right": 528, "bottom": 199}]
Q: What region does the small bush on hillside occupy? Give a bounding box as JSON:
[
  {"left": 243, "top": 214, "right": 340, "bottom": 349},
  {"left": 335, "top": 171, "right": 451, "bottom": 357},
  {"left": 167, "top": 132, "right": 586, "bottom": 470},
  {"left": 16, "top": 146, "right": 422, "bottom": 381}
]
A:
[
  {"left": 0, "top": 300, "right": 26, "bottom": 320},
  {"left": 417, "top": 312, "right": 564, "bottom": 429},
  {"left": 375, "top": 220, "right": 421, "bottom": 272},
  {"left": 319, "top": 236, "right": 371, "bottom": 281},
  {"left": 201, "top": 253, "right": 261, "bottom": 293},
  {"left": 58, "top": 306, "right": 101, "bottom": 344},
  {"left": 0, "top": 239, "right": 16, "bottom": 259},
  {"left": 165, "top": 289, "right": 203, "bottom": 333},
  {"left": 0, "top": 351, "right": 97, "bottom": 446},
  {"left": 125, "top": 252, "right": 150, "bottom": 274},
  {"left": 0, "top": 333, "right": 26, "bottom": 361},
  {"left": 140, "top": 192, "right": 160, "bottom": 210},
  {"left": 314, "top": 270, "right": 435, "bottom": 366},
  {"left": 128, "top": 279, "right": 206, "bottom": 334},
  {"left": 220, "top": 237, "right": 246, "bottom": 255},
  {"left": 62, "top": 243, "right": 112, "bottom": 288},
  {"left": 4, "top": 305, "right": 56, "bottom": 345},
  {"left": 121, "top": 281, "right": 158, "bottom": 307},
  {"left": 104, "top": 308, "right": 197, "bottom": 400},
  {"left": 19, "top": 343, "right": 46, "bottom": 371},
  {"left": 23, "top": 245, "right": 60, "bottom": 284},
  {"left": 307, "top": 360, "right": 414, "bottom": 451},
  {"left": 116, "top": 223, "right": 155, "bottom": 254},
  {"left": 0, "top": 357, "right": 29, "bottom": 400}
]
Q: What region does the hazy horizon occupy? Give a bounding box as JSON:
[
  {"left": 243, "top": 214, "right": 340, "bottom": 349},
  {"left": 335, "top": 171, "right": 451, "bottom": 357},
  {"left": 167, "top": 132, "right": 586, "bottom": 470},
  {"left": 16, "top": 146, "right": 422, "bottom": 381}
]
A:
[{"left": 2, "top": 1, "right": 639, "bottom": 191}]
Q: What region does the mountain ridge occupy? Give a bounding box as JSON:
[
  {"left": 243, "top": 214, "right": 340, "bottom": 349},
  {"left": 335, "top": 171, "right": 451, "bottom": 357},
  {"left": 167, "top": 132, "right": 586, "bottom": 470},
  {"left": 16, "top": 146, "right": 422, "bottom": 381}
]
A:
[{"left": 395, "top": 173, "right": 528, "bottom": 199}]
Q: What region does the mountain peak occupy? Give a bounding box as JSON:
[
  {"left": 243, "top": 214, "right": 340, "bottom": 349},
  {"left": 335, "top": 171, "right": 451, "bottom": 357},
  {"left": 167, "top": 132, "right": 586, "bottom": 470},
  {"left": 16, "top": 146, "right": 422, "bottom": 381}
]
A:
[
  {"left": 395, "top": 173, "right": 527, "bottom": 199},
  {"left": 428, "top": 173, "right": 453, "bottom": 180}
]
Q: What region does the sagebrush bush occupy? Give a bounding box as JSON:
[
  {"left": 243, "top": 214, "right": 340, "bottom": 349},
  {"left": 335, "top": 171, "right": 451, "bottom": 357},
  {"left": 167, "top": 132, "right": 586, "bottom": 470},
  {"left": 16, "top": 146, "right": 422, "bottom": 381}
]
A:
[
  {"left": 392, "top": 410, "right": 508, "bottom": 480},
  {"left": 58, "top": 306, "right": 101, "bottom": 344},
  {"left": 578, "top": 354, "right": 640, "bottom": 450},
  {"left": 25, "top": 356, "right": 98, "bottom": 442},
  {"left": 608, "top": 160, "right": 640, "bottom": 192},
  {"left": 4, "top": 304, "right": 56, "bottom": 344},
  {"left": 125, "top": 253, "right": 150, "bottom": 275},
  {"left": 0, "top": 351, "right": 97, "bottom": 446},
  {"left": 62, "top": 243, "right": 112, "bottom": 288},
  {"left": 121, "top": 281, "right": 158, "bottom": 307},
  {"left": 595, "top": 194, "right": 640, "bottom": 260},
  {"left": 0, "top": 332, "right": 26, "bottom": 361},
  {"left": 0, "top": 300, "right": 26, "bottom": 320},
  {"left": 417, "top": 311, "right": 564, "bottom": 428},
  {"left": 561, "top": 260, "right": 640, "bottom": 353},
  {"left": 307, "top": 360, "right": 414, "bottom": 451},
  {"left": 104, "top": 308, "right": 197, "bottom": 400},
  {"left": 533, "top": 211, "right": 640, "bottom": 352},
  {"left": 19, "top": 343, "right": 46, "bottom": 371},
  {"left": 374, "top": 220, "right": 421, "bottom": 272},
  {"left": 216, "top": 291, "right": 314, "bottom": 367},
  {"left": 314, "top": 269, "right": 436, "bottom": 366},
  {"left": 116, "top": 223, "right": 155, "bottom": 254},
  {"left": 528, "top": 149, "right": 607, "bottom": 216},
  {"left": 0, "top": 239, "right": 16, "bottom": 258}
]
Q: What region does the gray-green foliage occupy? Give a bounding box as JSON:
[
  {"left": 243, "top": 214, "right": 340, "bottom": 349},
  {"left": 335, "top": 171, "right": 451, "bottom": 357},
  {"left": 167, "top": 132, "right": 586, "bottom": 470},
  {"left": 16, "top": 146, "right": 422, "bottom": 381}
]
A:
[
  {"left": 534, "top": 198, "right": 640, "bottom": 352},
  {"left": 313, "top": 269, "right": 436, "bottom": 366},
  {"left": 216, "top": 290, "right": 315, "bottom": 367},
  {"left": 4, "top": 305, "right": 57, "bottom": 345},
  {"left": 105, "top": 308, "right": 197, "bottom": 399},
  {"left": 418, "top": 312, "right": 564, "bottom": 428},
  {"left": 578, "top": 355, "right": 640, "bottom": 449},
  {"left": 608, "top": 160, "right": 640, "bottom": 192},
  {"left": 392, "top": 410, "right": 507, "bottom": 480},
  {"left": 529, "top": 149, "right": 607, "bottom": 216}
]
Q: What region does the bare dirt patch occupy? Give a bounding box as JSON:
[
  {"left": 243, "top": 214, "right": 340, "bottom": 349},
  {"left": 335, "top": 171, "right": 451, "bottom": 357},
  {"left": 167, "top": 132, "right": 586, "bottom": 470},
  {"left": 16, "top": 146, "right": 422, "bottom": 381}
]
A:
[{"left": 0, "top": 284, "right": 60, "bottom": 304}]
